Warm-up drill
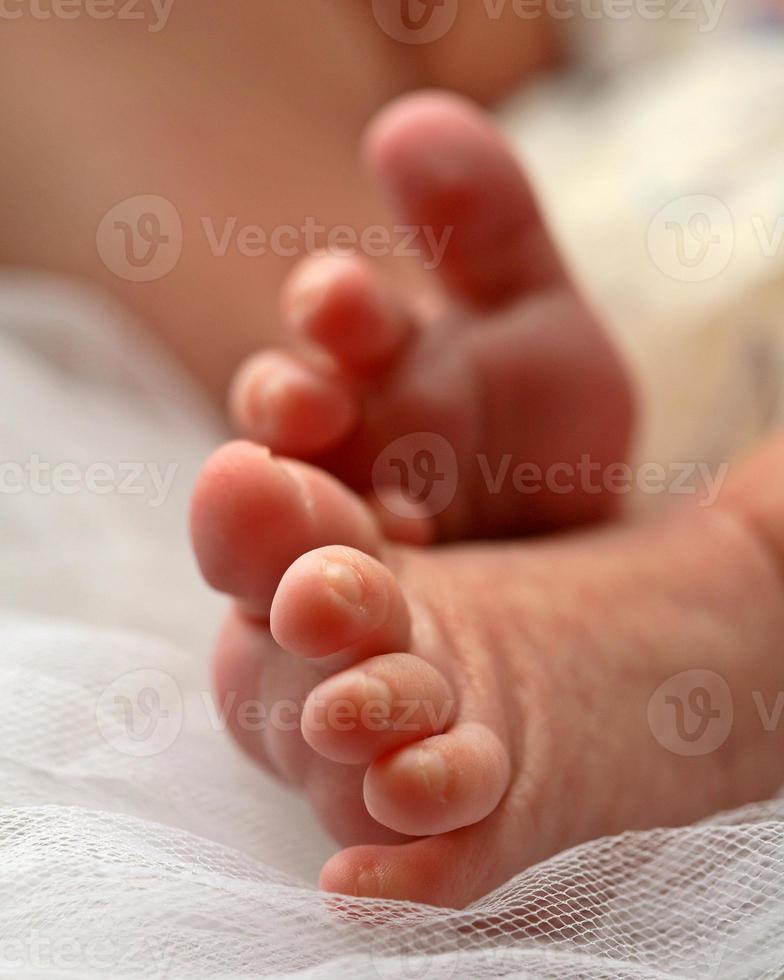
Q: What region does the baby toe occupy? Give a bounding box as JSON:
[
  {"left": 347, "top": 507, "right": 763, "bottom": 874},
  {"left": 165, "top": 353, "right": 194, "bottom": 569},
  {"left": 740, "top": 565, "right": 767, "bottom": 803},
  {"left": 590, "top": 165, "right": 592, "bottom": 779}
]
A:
[
  {"left": 270, "top": 546, "right": 410, "bottom": 660},
  {"left": 302, "top": 652, "right": 456, "bottom": 765},
  {"left": 281, "top": 253, "right": 412, "bottom": 372},
  {"left": 319, "top": 805, "right": 519, "bottom": 908},
  {"left": 365, "top": 91, "right": 566, "bottom": 306},
  {"left": 190, "top": 442, "right": 381, "bottom": 616},
  {"left": 230, "top": 350, "right": 357, "bottom": 457},
  {"left": 321, "top": 840, "right": 455, "bottom": 906},
  {"left": 363, "top": 721, "right": 511, "bottom": 837}
]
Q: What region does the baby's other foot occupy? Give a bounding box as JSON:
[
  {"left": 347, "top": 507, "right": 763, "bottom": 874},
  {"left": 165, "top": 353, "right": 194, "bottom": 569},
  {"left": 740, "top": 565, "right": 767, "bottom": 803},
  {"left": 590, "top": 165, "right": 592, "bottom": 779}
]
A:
[
  {"left": 231, "top": 92, "right": 634, "bottom": 542},
  {"left": 192, "top": 437, "right": 784, "bottom": 907}
]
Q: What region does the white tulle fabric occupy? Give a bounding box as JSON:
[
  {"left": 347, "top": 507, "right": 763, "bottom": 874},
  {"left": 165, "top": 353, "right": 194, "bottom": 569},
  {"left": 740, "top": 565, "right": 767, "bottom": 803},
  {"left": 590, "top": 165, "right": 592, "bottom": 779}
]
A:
[{"left": 3, "top": 30, "right": 784, "bottom": 974}]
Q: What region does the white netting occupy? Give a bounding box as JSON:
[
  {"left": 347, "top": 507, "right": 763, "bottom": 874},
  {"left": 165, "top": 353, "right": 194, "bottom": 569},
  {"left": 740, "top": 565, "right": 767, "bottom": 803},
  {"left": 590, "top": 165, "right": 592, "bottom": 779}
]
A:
[{"left": 2, "top": 613, "right": 784, "bottom": 979}]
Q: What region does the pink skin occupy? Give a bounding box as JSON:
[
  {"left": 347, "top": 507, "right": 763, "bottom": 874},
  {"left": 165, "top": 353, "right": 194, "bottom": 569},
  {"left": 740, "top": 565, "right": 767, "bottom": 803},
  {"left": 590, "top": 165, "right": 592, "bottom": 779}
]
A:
[
  {"left": 190, "top": 92, "right": 784, "bottom": 909},
  {"left": 191, "top": 435, "right": 784, "bottom": 908},
  {"left": 229, "top": 93, "right": 635, "bottom": 542}
]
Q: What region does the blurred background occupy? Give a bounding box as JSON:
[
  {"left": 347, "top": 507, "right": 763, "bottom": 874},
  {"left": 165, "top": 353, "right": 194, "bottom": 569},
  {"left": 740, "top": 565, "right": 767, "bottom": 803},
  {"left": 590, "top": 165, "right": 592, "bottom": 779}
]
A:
[{"left": 0, "top": 0, "right": 780, "bottom": 397}]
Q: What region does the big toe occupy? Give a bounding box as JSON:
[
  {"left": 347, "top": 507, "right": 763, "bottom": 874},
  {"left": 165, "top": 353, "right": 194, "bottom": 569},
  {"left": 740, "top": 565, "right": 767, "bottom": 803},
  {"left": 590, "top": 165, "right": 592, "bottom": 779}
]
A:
[
  {"left": 364, "top": 90, "right": 566, "bottom": 306},
  {"left": 191, "top": 441, "right": 381, "bottom": 616}
]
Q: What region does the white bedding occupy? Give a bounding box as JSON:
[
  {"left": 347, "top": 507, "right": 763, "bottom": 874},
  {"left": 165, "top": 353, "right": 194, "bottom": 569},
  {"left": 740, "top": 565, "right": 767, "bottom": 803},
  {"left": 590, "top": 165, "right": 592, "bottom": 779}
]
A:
[{"left": 3, "top": 28, "right": 784, "bottom": 980}]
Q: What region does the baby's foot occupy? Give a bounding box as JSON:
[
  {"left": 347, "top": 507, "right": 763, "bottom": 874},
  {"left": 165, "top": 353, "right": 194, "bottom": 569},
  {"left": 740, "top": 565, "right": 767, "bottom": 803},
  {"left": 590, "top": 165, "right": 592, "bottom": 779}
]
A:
[
  {"left": 230, "top": 93, "right": 634, "bottom": 542},
  {"left": 192, "top": 437, "right": 784, "bottom": 908}
]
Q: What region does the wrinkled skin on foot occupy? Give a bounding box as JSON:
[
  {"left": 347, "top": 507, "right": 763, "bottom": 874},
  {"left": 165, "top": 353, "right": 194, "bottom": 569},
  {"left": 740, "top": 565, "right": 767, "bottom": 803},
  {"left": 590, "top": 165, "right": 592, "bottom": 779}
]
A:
[{"left": 191, "top": 436, "right": 784, "bottom": 908}]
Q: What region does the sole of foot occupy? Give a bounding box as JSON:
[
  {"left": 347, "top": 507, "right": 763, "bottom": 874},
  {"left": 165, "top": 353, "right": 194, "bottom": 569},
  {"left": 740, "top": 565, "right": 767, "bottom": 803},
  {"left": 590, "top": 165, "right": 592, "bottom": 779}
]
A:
[
  {"left": 229, "top": 92, "right": 635, "bottom": 543},
  {"left": 192, "top": 435, "right": 784, "bottom": 907}
]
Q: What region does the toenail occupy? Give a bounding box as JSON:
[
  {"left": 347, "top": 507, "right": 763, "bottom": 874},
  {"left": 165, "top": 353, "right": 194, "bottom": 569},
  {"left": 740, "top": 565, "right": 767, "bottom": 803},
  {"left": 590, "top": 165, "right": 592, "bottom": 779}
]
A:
[
  {"left": 357, "top": 673, "right": 392, "bottom": 721},
  {"left": 323, "top": 560, "right": 364, "bottom": 606},
  {"left": 353, "top": 866, "right": 381, "bottom": 898},
  {"left": 256, "top": 371, "right": 288, "bottom": 407},
  {"left": 417, "top": 747, "right": 449, "bottom": 802},
  {"left": 252, "top": 374, "right": 288, "bottom": 431},
  {"left": 286, "top": 262, "right": 331, "bottom": 329}
]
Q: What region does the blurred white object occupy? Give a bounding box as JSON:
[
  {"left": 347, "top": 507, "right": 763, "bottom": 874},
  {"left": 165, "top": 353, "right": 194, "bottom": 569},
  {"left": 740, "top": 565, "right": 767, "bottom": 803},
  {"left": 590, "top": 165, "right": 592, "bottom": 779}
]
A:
[
  {"left": 0, "top": 273, "right": 227, "bottom": 651},
  {"left": 502, "top": 22, "right": 784, "bottom": 488},
  {"left": 565, "top": 0, "right": 770, "bottom": 73}
]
